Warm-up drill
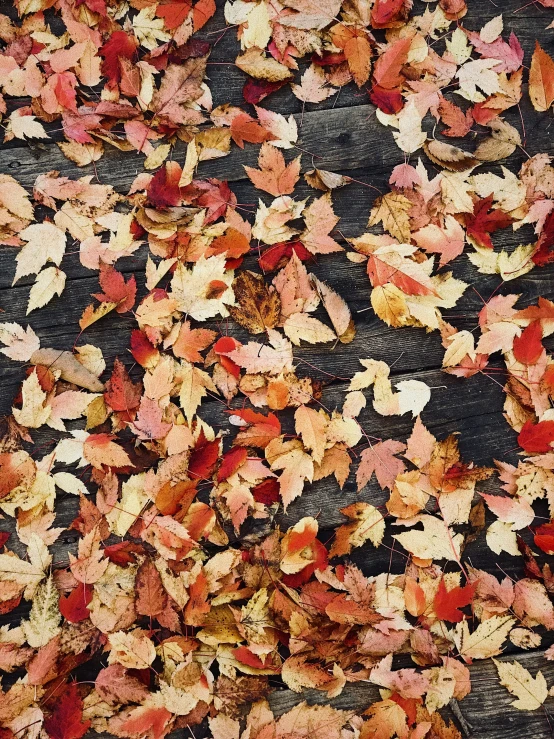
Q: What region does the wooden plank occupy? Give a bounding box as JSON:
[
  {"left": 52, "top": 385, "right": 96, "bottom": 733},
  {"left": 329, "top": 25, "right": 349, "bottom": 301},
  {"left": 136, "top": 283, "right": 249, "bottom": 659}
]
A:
[
  {"left": 0, "top": 102, "right": 398, "bottom": 189},
  {"left": 267, "top": 650, "right": 554, "bottom": 739}
]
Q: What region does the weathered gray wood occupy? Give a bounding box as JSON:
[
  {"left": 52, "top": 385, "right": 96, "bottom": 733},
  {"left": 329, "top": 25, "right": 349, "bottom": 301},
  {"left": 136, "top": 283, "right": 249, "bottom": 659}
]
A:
[{"left": 267, "top": 650, "right": 554, "bottom": 739}]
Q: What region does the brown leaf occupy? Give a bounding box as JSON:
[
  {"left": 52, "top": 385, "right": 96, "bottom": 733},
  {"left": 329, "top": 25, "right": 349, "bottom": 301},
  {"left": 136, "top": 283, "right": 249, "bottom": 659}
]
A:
[{"left": 228, "top": 271, "right": 281, "bottom": 334}]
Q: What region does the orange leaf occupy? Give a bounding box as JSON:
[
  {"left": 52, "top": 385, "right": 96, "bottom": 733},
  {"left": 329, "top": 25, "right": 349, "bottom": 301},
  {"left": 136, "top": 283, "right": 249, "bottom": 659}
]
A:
[{"left": 244, "top": 143, "right": 301, "bottom": 197}]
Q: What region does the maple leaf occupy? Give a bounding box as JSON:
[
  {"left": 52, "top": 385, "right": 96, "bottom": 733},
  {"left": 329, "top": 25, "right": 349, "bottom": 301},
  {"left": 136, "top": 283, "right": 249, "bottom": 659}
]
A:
[
  {"left": 104, "top": 358, "right": 142, "bottom": 413},
  {"left": 95, "top": 664, "right": 150, "bottom": 705},
  {"left": 232, "top": 408, "right": 282, "bottom": 448},
  {"left": 83, "top": 433, "right": 133, "bottom": 469},
  {"left": 300, "top": 193, "right": 342, "bottom": 254},
  {"left": 12, "top": 369, "right": 51, "bottom": 429},
  {"left": 100, "top": 31, "right": 138, "bottom": 84},
  {"left": 58, "top": 583, "right": 93, "bottom": 623},
  {"left": 366, "top": 244, "right": 437, "bottom": 297},
  {"left": 413, "top": 216, "right": 465, "bottom": 267},
  {"left": 0, "top": 322, "right": 40, "bottom": 362},
  {"left": 438, "top": 97, "right": 474, "bottom": 138},
  {"left": 394, "top": 515, "right": 464, "bottom": 562},
  {"left": 171, "top": 255, "right": 235, "bottom": 321},
  {"left": 280, "top": 0, "right": 342, "bottom": 30},
  {"left": 93, "top": 264, "right": 136, "bottom": 313},
  {"left": 344, "top": 35, "right": 372, "bottom": 87},
  {"left": 368, "top": 192, "right": 412, "bottom": 242},
  {"left": 434, "top": 578, "right": 475, "bottom": 623},
  {"left": 518, "top": 420, "right": 554, "bottom": 454},
  {"left": 27, "top": 267, "right": 66, "bottom": 314},
  {"left": 172, "top": 321, "right": 216, "bottom": 363},
  {"left": 275, "top": 701, "right": 348, "bottom": 738},
  {"left": 265, "top": 438, "right": 314, "bottom": 510},
  {"left": 455, "top": 615, "right": 515, "bottom": 661},
  {"left": 44, "top": 683, "right": 91, "bottom": 739},
  {"left": 228, "top": 271, "right": 281, "bottom": 334},
  {"left": 0, "top": 450, "right": 36, "bottom": 499},
  {"left": 494, "top": 659, "right": 548, "bottom": 710},
  {"left": 357, "top": 439, "right": 406, "bottom": 490},
  {"left": 118, "top": 705, "right": 172, "bottom": 739},
  {"left": 13, "top": 222, "right": 67, "bottom": 284},
  {"left": 228, "top": 112, "right": 271, "bottom": 149},
  {"left": 330, "top": 502, "right": 385, "bottom": 557},
  {"left": 244, "top": 143, "right": 301, "bottom": 197},
  {"left": 136, "top": 559, "right": 166, "bottom": 617},
  {"left": 373, "top": 36, "right": 411, "bottom": 89},
  {"left": 152, "top": 57, "right": 207, "bottom": 125},
  {"left": 236, "top": 48, "right": 292, "bottom": 82},
  {"left": 291, "top": 65, "right": 336, "bottom": 103},
  {"left": 295, "top": 405, "right": 328, "bottom": 464},
  {"left": 532, "top": 209, "right": 554, "bottom": 267},
  {"left": 464, "top": 195, "right": 513, "bottom": 249},
  {"left": 69, "top": 527, "right": 109, "bottom": 584},
  {"left": 227, "top": 329, "right": 293, "bottom": 375},
  {"left": 513, "top": 320, "right": 543, "bottom": 364}
]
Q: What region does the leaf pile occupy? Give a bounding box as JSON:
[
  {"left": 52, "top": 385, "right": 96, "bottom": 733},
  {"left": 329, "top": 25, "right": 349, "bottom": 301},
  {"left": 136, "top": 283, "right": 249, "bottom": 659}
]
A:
[{"left": 2, "top": 1, "right": 554, "bottom": 738}]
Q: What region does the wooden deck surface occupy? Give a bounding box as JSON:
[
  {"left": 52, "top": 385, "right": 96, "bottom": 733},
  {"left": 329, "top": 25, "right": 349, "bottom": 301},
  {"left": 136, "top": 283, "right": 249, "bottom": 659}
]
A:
[{"left": 1, "top": 0, "right": 554, "bottom": 736}]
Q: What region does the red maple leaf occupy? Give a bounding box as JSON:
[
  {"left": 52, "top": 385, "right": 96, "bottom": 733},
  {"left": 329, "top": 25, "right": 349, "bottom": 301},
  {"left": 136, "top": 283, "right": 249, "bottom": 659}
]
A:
[
  {"left": 258, "top": 241, "right": 312, "bottom": 272},
  {"left": 100, "top": 31, "right": 138, "bottom": 84},
  {"left": 192, "top": 0, "right": 216, "bottom": 31},
  {"left": 156, "top": 0, "right": 192, "bottom": 30},
  {"left": 194, "top": 178, "right": 236, "bottom": 223},
  {"left": 103, "top": 541, "right": 144, "bottom": 566},
  {"left": 104, "top": 358, "right": 142, "bottom": 413},
  {"left": 93, "top": 264, "right": 136, "bottom": 313},
  {"left": 243, "top": 78, "right": 287, "bottom": 105},
  {"left": 433, "top": 578, "right": 475, "bottom": 623},
  {"left": 252, "top": 478, "right": 280, "bottom": 505},
  {"left": 188, "top": 431, "right": 221, "bottom": 480},
  {"left": 464, "top": 195, "right": 513, "bottom": 249},
  {"left": 44, "top": 683, "right": 91, "bottom": 739},
  {"left": 119, "top": 706, "right": 172, "bottom": 739},
  {"left": 534, "top": 521, "right": 554, "bottom": 555},
  {"left": 513, "top": 321, "right": 544, "bottom": 365},
  {"left": 148, "top": 161, "right": 183, "bottom": 208},
  {"left": 130, "top": 329, "right": 160, "bottom": 368},
  {"left": 59, "top": 584, "right": 93, "bottom": 623},
  {"left": 75, "top": 0, "right": 107, "bottom": 15},
  {"left": 229, "top": 112, "right": 271, "bottom": 149},
  {"left": 369, "top": 85, "right": 404, "bottom": 114},
  {"left": 217, "top": 447, "right": 248, "bottom": 482},
  {"left": 518, "top": 419, "right": 554, "bottom": 454},
  {"left": 371, "top": 0, "right": 408, "bottom": 28}
]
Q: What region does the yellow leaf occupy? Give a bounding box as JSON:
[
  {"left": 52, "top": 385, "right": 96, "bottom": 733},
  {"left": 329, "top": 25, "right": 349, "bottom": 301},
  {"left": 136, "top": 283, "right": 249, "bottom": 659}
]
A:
[
  {"left": 368, "top": 192, "right": 412, "bottom": 242},
  {"left": 12, "top": 370, "right": 51, "bottom": 428},
  {"left": 493, "top": 658, "right": 548, "bottom": 710},
  {"left": 454, "top": 615, "right": 515, "bottom": 661},
  {"left": 236, "top": 47, "right": 292, "bottom": 82},
  {"left": 294, "top": 405, "right": 328, "bottom": 464},
  {"left": 393, "top": 514, "right": 463, "bottom": 562},
  {"left": 27, "top": 267, "right": 66, "bottom": 314},
  {"left": 283, "top": 313, "right": 336, "bottom": 345},
  {"left": 108, "top": 629, "right": 156, "bottom": 669},
  {"left": 170, "top": 255, "right": 235, "bottom": 321},
  {"left": 330, "top": 502, "right": 385, "bottom": 557},
  {"left": 265, "top": 438, "right": 314, "bottom": 511},
  {"left": 22, "top": 574, "right": 60, "bottom": 648},
  {"left": 179, "top": 360, "right": 218, "bottom": 423}
]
